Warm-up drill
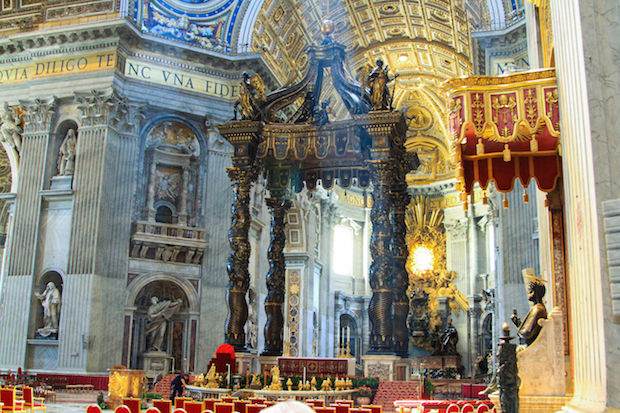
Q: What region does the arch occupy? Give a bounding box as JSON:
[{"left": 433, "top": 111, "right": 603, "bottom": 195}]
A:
[
  {"left": 126, "top": 272, "right": 199, "bottom": 314},
  {"left": 139, "top": 115, "right": 206, "bottom": 155}
]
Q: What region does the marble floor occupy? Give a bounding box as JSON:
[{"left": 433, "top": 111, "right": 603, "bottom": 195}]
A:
[{"left": 46, "top": 402, "right": 94, "bottom": 412}]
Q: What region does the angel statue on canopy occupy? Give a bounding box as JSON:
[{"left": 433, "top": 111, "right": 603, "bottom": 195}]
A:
[{"left": 233, "top": 72, "right": 266, "bottom": 120}]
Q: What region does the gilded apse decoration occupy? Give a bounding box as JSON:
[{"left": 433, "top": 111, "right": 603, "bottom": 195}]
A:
[
  {"left": 233, "top": 72, "right": 267, "bottom": 121},
  {"left": 146, "top": 121, "right": 199, "bottom": 156},
  {"left": 405, "top": 196, "right": 468, "bottom": 352}
]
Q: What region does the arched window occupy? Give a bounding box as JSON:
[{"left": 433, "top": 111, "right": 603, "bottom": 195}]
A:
[{"left": 155, "top": 205, "right": 174, "bottom": 224}]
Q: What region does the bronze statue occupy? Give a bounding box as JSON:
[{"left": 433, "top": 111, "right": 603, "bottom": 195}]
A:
[
  {"left": 498, "top": 323, "right": 519, "bottom": 413},
  {"left": 510, "top": 272, "right": 547, "bottom": 346},
  {"left": 368, "top": 59, "right": 398, "bottom": 111},
  {"left": 233, "top": 72, "right": 265, "bottom": 120},
  {"left": 440, "top": 318, "right": 459, "bottom": 355}
]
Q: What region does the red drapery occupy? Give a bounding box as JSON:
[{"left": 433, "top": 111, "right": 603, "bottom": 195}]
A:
[{"left": 444, "top": 69, "right": 561, "bottom": 202}]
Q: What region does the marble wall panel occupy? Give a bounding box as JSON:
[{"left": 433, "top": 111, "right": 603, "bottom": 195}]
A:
[{"left": 0, "top": 275, "right": 32, "bottom": 368}]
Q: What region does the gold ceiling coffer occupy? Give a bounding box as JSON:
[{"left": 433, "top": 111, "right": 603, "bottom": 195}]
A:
[{"left": 218, "top": 21, "right": 420, "bottom": 356}]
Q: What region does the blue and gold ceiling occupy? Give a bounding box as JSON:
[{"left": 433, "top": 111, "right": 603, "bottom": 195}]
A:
[{"left": 132, "top": 0, "right": 243, "bottom": 51}]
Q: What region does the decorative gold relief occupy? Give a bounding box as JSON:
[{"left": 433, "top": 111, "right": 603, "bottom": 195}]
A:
[{"left": 405, "top": 196, "right": 468, "bottom": 351}]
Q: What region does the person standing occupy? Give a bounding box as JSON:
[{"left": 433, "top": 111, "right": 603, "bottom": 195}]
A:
[{"left": 169, "top": 373, "right": 189, "bottom": 402}]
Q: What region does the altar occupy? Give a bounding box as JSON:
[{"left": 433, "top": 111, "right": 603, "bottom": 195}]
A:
[{"left": 278, "top": 357, "right": 355, "bottom": 377}]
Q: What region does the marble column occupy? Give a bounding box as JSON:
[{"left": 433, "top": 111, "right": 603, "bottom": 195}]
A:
[
  {"left": 225, "top": 166, "right": 257, "bottom": 351},
  {"left": 391, "top": 188, "right": 410, "bottom": 356},
  {"left": 262, "top": 197, "right": 291, "bottom": 356},
  {"left": 367, "top": 159, "right": 394, "bottom": 353}
]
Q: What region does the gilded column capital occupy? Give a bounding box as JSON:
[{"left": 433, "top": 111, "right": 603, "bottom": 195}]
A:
[{"left": 18, "top": 97, "right": 57, "bottom": 134}]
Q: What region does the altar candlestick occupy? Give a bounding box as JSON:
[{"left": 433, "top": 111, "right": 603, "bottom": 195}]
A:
[
  {"left": 227, "top": 364, "right": 231, "bottom": 386},
  {"left": 336, "top": 325, "right": 340, "bottom": 356},
  {"left": 347, "top": 326, "right": 350, "bottom": 346},
  {"left": 303, "top": 367, "right": 307, "bottom": 385}
]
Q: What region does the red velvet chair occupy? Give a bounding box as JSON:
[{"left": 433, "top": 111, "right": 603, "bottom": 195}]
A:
[
  {"left": 115, "top": 407, "right": 132, "bottom": 413},
  {"left": 153, "top": 400, "right": 173, "bottom": 413},
  {"left": 360, "top": 406, "right": 382, "bottom": 413},
  {"left": 176, "top": 398, "right": 193, "bottom": 410},
  {"left": 307, "top": 400, "right": 325, "bottom": 408},
  {"left": 214, "top": 403, "right": 234, "bottom": 413},
  {"left": 0, "top": 388, "right": 25, "bottom": 412},
  {"left": 21, "top": 387, "right": 45, "bottom": 412},
  {"left": 145, "top": 408, "right": 161, "bottom": 413},
  {"left": 203, "top": 400, "right": 217, "bottom": 411},
  {"left": 245, "top": 404, "right": 266, "bottom": 413},
  {"left": 122, "top": 397, "right": 142, "bottom": 413},
  {"left": 477, "top": 405, "right": 490, "bottom": 413},
  {"left": 335, "top": 401, "right": 354, "bottom": 407},
  {"left": 184, "top": 401, "right": 205, "bottom": 413},
  {"left": 86, "top": 406, "right": 102, "bottom": 413},
  {"left": 233, "top": 400, "right": 250, "bottom": 413},
  {"left": 314, "top": 408, "right": 336, "bottom": 413},
  {"left": 334, "top": 404, "right": 350, "bottom": 413},
  {"left": 173, "top": 409, "right": 187, "bottom": 413},
  {"left": 221, "top": 398, "right": 237, "bottom": 404},
  {"left": 446, "top": 404, "right": 460, "bottom": 413},
  {"left": 248, "top": 399, "right": 265, "bottom": 405},
  {"left": 349, "top": 409, "right": 371, "bottom": 413},
  {"left": 461, "top": 403, "right": 476, "bottom": 413}
]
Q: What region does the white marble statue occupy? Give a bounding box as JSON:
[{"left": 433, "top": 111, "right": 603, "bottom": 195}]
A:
[
  {"left": 0, "top": 102, "right": 23, "bottom": 153},
  {"left": 145, "top": 296, "right": 183, "bottom": 352},
  {"left": 57, "top": 129, "right": 77, "bottom": 176},
  {"left": 35, "top": 282, "right": 61, "bottom": 338}
]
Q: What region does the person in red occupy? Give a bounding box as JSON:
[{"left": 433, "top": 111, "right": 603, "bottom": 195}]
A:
[{"left": 169, "top": 373, "right": 189, "bottom": 402}]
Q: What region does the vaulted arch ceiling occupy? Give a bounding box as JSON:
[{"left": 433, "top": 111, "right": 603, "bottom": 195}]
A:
[{"left": 248, "top": 0, "right": 474, "bottom": 184}]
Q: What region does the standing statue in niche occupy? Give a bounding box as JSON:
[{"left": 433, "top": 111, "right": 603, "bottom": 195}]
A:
[
  {"left": 510, "top": 270, "right": 548, "bottom": 346},
  {"left": 35, "top": 282, "right": 61, "bottom": 338},
  {"left": 145, "top": 296, "right": 183, "bottom": 352},
  {"left": 0, "top": 102, "right": 23, "bottom": 153},
  {"left": 57, "top": 129, "right": 77, "bottom": 176}
]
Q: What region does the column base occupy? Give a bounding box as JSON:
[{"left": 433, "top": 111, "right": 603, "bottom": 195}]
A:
[
  {"left": 362, "top": 354, "right": 403, "bottom": 381},
  {"left": 235, "top": 351, "right": 258, "bottom": 375}
]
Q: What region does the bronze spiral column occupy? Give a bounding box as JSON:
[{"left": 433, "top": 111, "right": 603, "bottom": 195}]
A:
[
  {"left": 262, "top": 197, "right": 291, "bottom": 356},
  {"left": 225, "top": 166, "right": 257, "bottom": 351},
  {"left": 391, "top": 187, "right": 410, "bottom": 356},
  {"left": 367, "top": 159, "right": 395, "bottom": 353}
]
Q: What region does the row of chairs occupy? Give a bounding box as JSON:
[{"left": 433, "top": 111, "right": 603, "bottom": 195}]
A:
[
  {"left": 0, "top": 386, "right": 46, "bottom": 412},
  {"left": 395, "top": 400, "right": 496, "bottom": 413},
  {"left": 86, "top": 396, "right": 381, "bottom": 413}
]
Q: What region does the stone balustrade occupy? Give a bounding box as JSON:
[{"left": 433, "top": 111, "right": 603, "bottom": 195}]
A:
[{"left": 130, "top": 220, "right": 208, "bottom": 264}]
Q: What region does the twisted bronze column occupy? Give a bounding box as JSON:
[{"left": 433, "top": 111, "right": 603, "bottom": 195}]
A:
[
  {"left": 225, "top": 166, "right": 256, "bottom": 351},
  {"left": 391, "top": 187, "right": 410, "bottom": 356},
  {"left": 367, "top": 159, "right": 394, "bottom": 353},
  {"left": 262, "top": 197, "right": 291, "bottom": 356}
]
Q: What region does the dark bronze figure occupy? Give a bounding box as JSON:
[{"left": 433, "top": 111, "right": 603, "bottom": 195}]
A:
[
  {"left": 368, "top": 59, "right": 398, "bottom": 111},
  {"left": 511, "top": 275, "right": 548, "bottom": 346},
  {"left": 498, "top": 322, "right": 519, "bottom": 413},
  {"left": 440, "top": 318, "right": 459, "bottom": 355}
]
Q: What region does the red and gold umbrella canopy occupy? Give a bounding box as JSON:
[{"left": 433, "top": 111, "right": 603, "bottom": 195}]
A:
[{"left": 444, "top": 69, "right": 561, "bottom": 206}]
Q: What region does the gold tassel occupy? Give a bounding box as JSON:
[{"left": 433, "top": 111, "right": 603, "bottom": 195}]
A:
[
  {"left": 476, "top": 139, "right": 484, "bottom": 155},
  {"left": 503, "top": 144, "right": 511, "bottom": 162},
  {"left": 459, "top": 192, "right": 467, "bottom": 201},
  {"left": 463, "top": 201, "right": 468, "bottom": 211},
  {"left": 544, "top": 197, "right": 550, "bottom": 208},
  {"left": 503, "top": 195, "right": 509, "bottom": 209},
  {"left": 530, "top": 137, "right": 538, "bottom": 152},
  {"left": 482, "top": 194, "right": 488, "bottom": 205},
  {"left": 523, "top": 190, "right": 529, "bottom": 203},
  {"left": 558, "top": 143, "right": 562, "bottom": 157}
]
